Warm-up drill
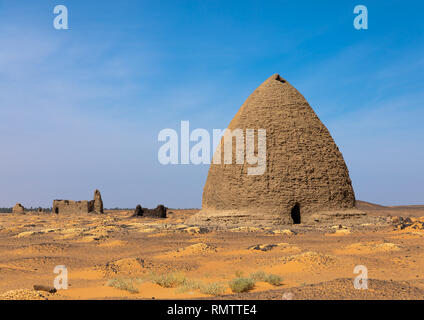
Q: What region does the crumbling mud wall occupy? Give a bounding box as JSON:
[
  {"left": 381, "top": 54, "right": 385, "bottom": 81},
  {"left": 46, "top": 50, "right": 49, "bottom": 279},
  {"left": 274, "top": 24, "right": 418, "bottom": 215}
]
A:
[
  {"left": 93, "top": 189, "right": 104, "bottom": 214},
  {"left": 52, "top": 200, "right": 94, "bottom": 214},
  {"left": 133, "top": 205, "right": 167, "bottom": 218},
  {"left": 52, "top": 189, "right": 104, "bottom": 214}
]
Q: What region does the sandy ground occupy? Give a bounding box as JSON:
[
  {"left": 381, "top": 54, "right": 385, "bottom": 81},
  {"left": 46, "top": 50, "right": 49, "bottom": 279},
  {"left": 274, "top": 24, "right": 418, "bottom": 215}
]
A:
[{"left": 1, "top": 201, "right": 424, "bottom": 300}]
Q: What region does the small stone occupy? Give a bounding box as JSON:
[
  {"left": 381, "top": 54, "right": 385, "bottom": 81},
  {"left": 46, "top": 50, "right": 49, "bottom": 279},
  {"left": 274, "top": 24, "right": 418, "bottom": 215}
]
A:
[
  {"left": 273, "top": 229, "right": 294, "bottom": 235},
  {"left": 249, "top": 244, "right": 277, "bottom": 251},
  {"left": 183, "top": 226, "right": 209, "bottom": 235},
  {"left": 33, "top": 285, "right": 57, "bottom": 294}
]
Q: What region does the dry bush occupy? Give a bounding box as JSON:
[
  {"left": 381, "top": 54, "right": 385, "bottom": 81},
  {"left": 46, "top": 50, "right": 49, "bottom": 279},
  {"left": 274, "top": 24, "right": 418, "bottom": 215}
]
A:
[
  {"left": 250, "top": 271, "right": 283, "bottom": 286},
  {"left": 149, "top": 272, "right": 187, "bottom": 288},
  {"left": 106, "top": 278, "right": 139, "bottom": 294},
  {"left": 176, "top": 279, "right": 202, "bottom": 293},
  {"left": 250, "top": 271, "right": 267, "bottom": 281},
  {"left": 229, "top": 277, "right": 255, "bottom": 293},
  {"left": 177, "top": 279, "right": 226, "bottom": 296},
  {"left": 199, "top": 282, "right": 226, "bottom": 296},
  {"left": 264, "top": 274, "right": 283, "bottom": 286}
]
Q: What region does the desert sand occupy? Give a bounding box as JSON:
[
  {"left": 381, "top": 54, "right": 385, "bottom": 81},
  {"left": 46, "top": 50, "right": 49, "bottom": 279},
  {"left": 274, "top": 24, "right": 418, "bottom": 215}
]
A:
[{"left": 1, "top": 201, "right": 424, "bottom": 300}]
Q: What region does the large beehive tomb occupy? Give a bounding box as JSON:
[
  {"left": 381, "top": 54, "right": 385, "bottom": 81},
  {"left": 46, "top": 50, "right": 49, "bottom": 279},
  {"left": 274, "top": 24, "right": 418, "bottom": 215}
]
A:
[{"left": 194, "top": 74, "right": 363, "bottom": 226}]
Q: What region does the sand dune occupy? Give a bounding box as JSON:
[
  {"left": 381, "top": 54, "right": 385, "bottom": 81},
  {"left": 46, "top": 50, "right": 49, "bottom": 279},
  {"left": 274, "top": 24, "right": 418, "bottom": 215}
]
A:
[{"left": 1, "top": 208, "right": 424, "bottom": 299}]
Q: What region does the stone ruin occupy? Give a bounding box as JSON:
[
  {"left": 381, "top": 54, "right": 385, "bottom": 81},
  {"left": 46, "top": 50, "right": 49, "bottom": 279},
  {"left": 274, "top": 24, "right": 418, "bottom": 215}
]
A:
[
  {"left": 53, "top": 189, "right": 104, "bottom": 214},
  {"left": 133, "top": 204, "right": 167, "bottom": 218},
  {"left": 12, "top": 203, "right": 25, "bottom": 214},
  {"left": 191, "top": 74, "right": 364, "bottom": 226},
  {"left": 93, "top": 189, "right": 104, "bottom": 213}
]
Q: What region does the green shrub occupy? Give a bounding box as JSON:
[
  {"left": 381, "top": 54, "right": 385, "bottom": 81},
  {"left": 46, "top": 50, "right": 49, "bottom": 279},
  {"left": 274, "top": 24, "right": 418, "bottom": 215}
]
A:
[
  {"left": 106, "top": 278, "right": 139, "bottom": 294},
  {"left": 229, "top": 277, "right": 255, "bottom": 293}
]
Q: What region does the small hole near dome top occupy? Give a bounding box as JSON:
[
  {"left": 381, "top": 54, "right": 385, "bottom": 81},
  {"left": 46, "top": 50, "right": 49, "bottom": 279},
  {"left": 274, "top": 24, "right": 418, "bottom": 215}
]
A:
[{"left": 273, "top": 74, "right": 286, "bottom": 83}]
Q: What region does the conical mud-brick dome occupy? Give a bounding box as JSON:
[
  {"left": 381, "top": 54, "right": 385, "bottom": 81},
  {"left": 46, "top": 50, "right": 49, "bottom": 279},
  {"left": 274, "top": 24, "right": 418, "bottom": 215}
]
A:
[
  {"left": 193, "top": 74, "right": 362, "bottom": 226},
  {"left": 12, "top": 203, "right": 25, "bottom": 214}
]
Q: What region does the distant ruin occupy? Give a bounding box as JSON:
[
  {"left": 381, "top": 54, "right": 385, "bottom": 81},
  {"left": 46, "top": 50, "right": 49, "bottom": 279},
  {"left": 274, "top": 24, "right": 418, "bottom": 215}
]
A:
[
  {"left": 93, "top": 189, "right": 104, "bottom": 213},
  {"left": 133, "top": 204, "right": 167, "bottom": 218},
  {"left": 12, "top": 203, "right": 25, "bottom": 214},
  {"left": 53, "top": 189, "right": 104, "bottom": 214}
]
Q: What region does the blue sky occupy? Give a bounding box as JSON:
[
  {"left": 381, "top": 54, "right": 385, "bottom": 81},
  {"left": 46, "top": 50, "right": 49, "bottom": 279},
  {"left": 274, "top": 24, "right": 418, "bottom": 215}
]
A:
[{"left": 0, "top": 0, "right": 423, "bottom": 208}]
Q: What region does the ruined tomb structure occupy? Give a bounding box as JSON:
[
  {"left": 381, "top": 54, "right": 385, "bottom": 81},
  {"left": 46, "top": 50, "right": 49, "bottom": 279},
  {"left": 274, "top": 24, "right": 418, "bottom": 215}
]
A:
[
  {"left": 133, "top": 204, "right": 167, "bottom": 218},
  {"left": 12, "top": 203, "right": 25, "bottom": 214},
  {"left": 53, "top": 189, "right": 104, "bottom": 214},
  {"left": 192, "top": 74, "right": 364, "bottom": 226}
]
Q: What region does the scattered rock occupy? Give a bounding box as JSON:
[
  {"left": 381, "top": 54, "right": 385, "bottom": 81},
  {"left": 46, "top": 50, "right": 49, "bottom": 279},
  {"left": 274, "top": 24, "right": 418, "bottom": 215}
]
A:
[
  {"left": 174, "top": 224, "right": 189, "bottom": 230},
  {"left": 14, "top": 231, "right": 43, "bottom": 238},
  {"left": 182, "top": 226, "right": 209, "bottom": 235},
  {"left": 33, "top": 284, "right": 57, "bottom": 294},
  {"left": 391, "top": 216, "right": 402, "bottom": 224},
  {"left": 334, "top": 229, "right": 351, "bottom": 235},
  {"left": 404, "top": 217, "right": 413, "bottom": 224},
  {"left": 331, "top": 225, "right": 348, "bottom": 230},
  {"left": 229, "top": 226, "right": 262, "bottom": 232},
  {"left": 392, "top": 217, "right": 424, "bottom": 232},
  {"left": 0, "top": 289, "right": 54, "bottom": 300},
  {"left": 249, "top": 244, "right": 277, "bottom": 251},
  {"left": 329, "top": 225, "right": 351, "bottom": 235},
  {"left": 272, "top": 229, "right": 295, "bottom": 235}
]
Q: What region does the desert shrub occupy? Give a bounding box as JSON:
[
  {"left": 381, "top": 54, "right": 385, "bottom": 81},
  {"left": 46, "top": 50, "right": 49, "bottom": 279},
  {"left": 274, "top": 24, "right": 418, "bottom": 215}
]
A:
[
  {"left": 150, "top": 272, "right": 187, "bottom": 288},
  {"left": 106, "top": 278, "right": 139, "bottom": 294},
  {"left": 264, "top": 274, "right": 283, "bottom": 286},
  {"left": 199, "top": 282, "right": 227, "bottom": 296},
  {"left": 176, "top": 279, "right": 202, "bottom": 293},
  {"left": 250, "top": 271, "right": 267, "bottom": 281},
  {"left": 249, "top": 271, "right": 283, "bottom": 286},
  {"left": 133, "top": 277, "right": 145, "bottom": 284},
  {"left": 229, "top": 277, "right": 255, "bottom": 293},
  {"left": 176, "top": 279, "right": 226, "bottom": 296}
]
